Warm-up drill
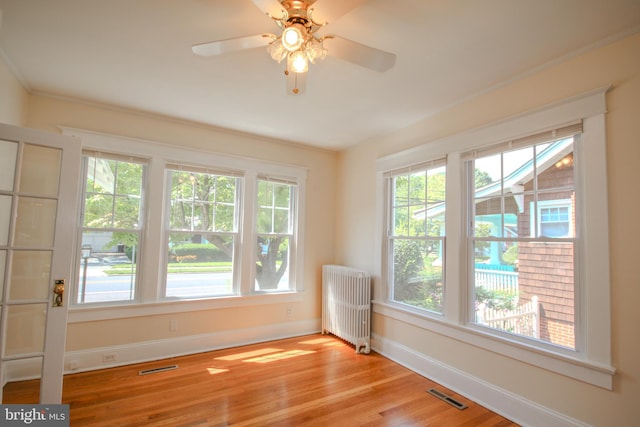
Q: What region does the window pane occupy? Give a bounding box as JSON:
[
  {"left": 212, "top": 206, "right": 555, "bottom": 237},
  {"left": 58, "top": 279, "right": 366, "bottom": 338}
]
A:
[
  {"left": 113, "top": 195, "right": 140, "bottom": 228},
  {"left": 392, "top": 238, "right": 444, "bottom": 313},
  {"left": 84, "top": 157, "right": 144, "bottom": 229},
  {"left": 19, "top": 144, "right": 61, "bottom": 197},
  {"left": 77, "top": 231, "right": 138, "bottom": 303},
  {"left": 166, "top": 233, "right": 234, "bottom": 298},
  {"left": 0, "top": 139, "right": 18, "bottom": 191},
  {"left": 87, "top": 158, "right": 116, "bottom": 194},
  {"left": 256, "top": 181, "right": 291, "bottom": 234},
  {"left": 256, "top": 236, "right": 289, "bottom": 292},
  {"left": 537, "top": 141, "right": 574, "bottom": 191},
  {"left": 473, "top": 240, "right": 575, "bottom": 349},
  {"left": 169, "top": 171, "right": 237, "bottom": 233}
]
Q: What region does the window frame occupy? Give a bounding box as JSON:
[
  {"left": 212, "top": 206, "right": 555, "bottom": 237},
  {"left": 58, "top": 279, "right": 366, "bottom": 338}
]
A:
[
  {"left": 384, "top": 160, "right": 447, "bottom": 315},
  {"left": 162, "top": 166, "right": 244, "bottom": 299},
  {"left": 63, "top": 128, "right": 306, "bottom": 322},
  {"left": 374, "top": 87, "right": 614, "bottom": 389},
  {"left": 75, "top": 152, "right": 148, "bottom": 305},
  {"left": 254, "top": 177, "right": 298, "bottom": 293}
]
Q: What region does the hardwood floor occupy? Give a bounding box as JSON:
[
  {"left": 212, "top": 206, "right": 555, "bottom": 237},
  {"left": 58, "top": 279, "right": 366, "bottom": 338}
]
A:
[{"left": 4, "top": 334, "right": 518, "bottom": 426}]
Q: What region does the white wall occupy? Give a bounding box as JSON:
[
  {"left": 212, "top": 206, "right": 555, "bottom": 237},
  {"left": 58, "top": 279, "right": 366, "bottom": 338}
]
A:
[
  {"left": 0, "top": 54, "right": 28, "bottom": 125},
  {"left": 337, "top": 32, "right": 640, "bottom": 426}
]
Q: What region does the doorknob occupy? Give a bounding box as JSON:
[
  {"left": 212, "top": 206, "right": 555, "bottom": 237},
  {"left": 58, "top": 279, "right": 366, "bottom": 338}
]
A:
[{"left": 53, "top": 279, "right": 65, "bottom": 307}]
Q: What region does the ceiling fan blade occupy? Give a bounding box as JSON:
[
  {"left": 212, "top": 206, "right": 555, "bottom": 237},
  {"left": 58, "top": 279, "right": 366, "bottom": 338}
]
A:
[
  {"left": 309, "top": 0, "right": 368, "bottom": 24},
  {"left": 324, "top": 36, "right": 396, "bottom": 72},
  {"left": 192, "top": 34, "right": 274, "bottom": 57},
  {"left": 250, "top": 0, "right": 286, "bottom": 18}
]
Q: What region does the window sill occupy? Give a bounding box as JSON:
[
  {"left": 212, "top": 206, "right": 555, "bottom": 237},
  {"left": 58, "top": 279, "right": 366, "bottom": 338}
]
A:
[
  {"left": 372, "top": 300, "right": 615, "bottom": 389},
  {"left": 68, "top": 292, "right": 304, "bottom": 323}
]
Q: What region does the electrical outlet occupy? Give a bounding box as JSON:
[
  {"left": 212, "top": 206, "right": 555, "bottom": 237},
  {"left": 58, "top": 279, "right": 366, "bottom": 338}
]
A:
[
  {"left": 286, "top": 306, "right": 293, "bottom": 318},
  {"left": 170, "top": 319, "right": 178, "bottom": 332},
  {"left": 102, "top": 352, "right": 118, "bottom": 363}
]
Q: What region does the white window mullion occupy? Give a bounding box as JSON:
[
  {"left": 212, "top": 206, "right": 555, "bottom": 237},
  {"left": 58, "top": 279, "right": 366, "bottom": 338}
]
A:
[
  {"left": 240, "top": 170, "right": 257, "bottom": 295},
  {"left": 140, "top": 157, "right": 165, "bottom": 302},
  {"left": 444, "top": 152, "right": 463, "bottom": 323}
]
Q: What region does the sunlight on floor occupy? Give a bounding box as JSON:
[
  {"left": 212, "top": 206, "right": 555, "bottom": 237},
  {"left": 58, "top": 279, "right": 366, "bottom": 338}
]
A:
[
  {"left": 206, "top": 367, "right": 229, "bottom": 375},
  {"left": 243, "top": 349, "right": 315, "bottom": 363},
  {"left": 215, "top": 348, "right": 283, "bottom": 361},
  {"left": 298, "top": 337, "right": 341, "bottom": 346}
]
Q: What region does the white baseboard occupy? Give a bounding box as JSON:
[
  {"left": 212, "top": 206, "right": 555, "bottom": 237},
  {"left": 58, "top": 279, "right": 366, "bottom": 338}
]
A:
[
  {"left": 371, "top": 333, "right": 589, "bottom": 427},
  {"left": 3, "top": 319, "right": 321, "bottom": 384}
]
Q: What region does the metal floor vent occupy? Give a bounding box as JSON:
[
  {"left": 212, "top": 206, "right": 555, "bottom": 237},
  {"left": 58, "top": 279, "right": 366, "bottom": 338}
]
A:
[
  {"left": 427, "top": 388, "right": 468, "bottom": 410},
  {"left": 138, "top": 365, "right": 178, "bottom": 376}
]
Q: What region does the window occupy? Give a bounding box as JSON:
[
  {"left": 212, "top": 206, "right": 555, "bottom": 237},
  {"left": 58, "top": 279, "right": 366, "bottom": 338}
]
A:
[
  {"left": 164, "top": 166, "right": 241, "bottom": 298},
  {"left": 386, "top": 162, "right": 446, "bottom": 313},
  {"left": 67, "top": 128, "right": 306, "bottom": 312},
  {"left": 77, "top": 153, "right": 146, "bottom": 304},
  {"left": 255, "top": 179, "right": 296, "bottom": 292},
  {"left": 375, "top": 88, "right": 613, "bottom": 388},
  {"left": 535, "top": 200, "right": 572, "bottom": 238},
  {"left": 469, "top": 137, "right": 577, "bottom": 349}
]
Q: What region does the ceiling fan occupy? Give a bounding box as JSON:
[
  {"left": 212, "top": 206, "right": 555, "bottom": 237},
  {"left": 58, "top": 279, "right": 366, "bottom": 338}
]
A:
[{"left": 192, "top": 0, "right": 396, "bottom": 94}]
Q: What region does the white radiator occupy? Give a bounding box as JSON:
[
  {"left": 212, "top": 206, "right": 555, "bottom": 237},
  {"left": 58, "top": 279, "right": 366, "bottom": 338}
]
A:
[{"left": 322, "top": 265, "right": 371, "bottom": 354}]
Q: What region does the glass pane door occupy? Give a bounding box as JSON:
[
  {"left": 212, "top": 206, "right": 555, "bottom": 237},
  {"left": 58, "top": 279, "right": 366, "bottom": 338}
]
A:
[{"left": 0, "top": 124, "right": 81, "bottom": 404}]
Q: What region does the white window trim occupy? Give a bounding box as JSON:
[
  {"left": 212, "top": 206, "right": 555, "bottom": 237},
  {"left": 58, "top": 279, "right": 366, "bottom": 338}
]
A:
[
  {"left": 374, "top": 86, "right": 614, "bottom": 389},
  {"left": 61, "top": 127, "right": 307, "bottom": 322}
]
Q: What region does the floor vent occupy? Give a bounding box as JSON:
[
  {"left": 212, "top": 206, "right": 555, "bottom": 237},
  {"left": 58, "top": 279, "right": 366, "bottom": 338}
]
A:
[
  {"left": 138, "top": 365, "right": 178, "bottom": 376},
  {"left": 427, "top": 388, "right": 468, "bottom": 410}
]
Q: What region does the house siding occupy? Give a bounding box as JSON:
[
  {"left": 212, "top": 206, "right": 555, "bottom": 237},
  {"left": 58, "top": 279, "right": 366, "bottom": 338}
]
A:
[{"left": 518, "top": 157, "right": 576, "bottom": 348}]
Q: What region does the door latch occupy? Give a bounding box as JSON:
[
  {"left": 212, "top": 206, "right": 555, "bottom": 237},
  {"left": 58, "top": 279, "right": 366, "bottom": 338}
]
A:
[{"left": 53, "top": 279, "right": 65, "bottom": 307}]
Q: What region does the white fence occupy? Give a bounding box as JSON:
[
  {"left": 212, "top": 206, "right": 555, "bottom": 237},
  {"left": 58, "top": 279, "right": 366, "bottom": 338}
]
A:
[
  {"left": 475, "top": 268, "right": 519, "bottom": 294},
  {"left": 476, "top": 296, "right": 540, "bottom": 339}
]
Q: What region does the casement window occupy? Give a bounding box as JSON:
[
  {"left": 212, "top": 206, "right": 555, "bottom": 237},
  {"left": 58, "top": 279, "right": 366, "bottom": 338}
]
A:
[
  {"left": 384, "top": 162, "right": 446, "bottom": 313},
  {"left": 68, "top": 129, "right": 306, "bottom": 314},
  {"left": 375, "top": 88, "right": 614, "bottom": 388},
  {"left": 76, "top": 153, "right": 146, "bottom": 304}
]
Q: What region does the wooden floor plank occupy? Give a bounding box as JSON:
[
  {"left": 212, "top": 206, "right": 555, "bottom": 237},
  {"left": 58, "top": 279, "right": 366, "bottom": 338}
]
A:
[{"left": 3, "top": 334, "right": 519, "bottom": 426}]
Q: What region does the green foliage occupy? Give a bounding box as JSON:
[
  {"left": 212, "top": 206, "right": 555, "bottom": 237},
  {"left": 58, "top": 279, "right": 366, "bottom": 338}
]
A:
[
  {"left": 393, "top": 240, "right": 424, "bottom": 289},
  {"left": 169, "top": 171, "right": 237, "bottom": 232},
  {"left": 475, "top": 169, "right": 493, "bottom": 188},
  {"left": 475, "top": 286, "right": 517, "bottom": 311},
  {"left": 502, "top": 244, "right": 518, "bottom": 266},
  {"left": 83, "top": 158, "right": 143, "bottom": 229},
  {"left": 172, "top": 243, "right": 230, "bottom": 262}
]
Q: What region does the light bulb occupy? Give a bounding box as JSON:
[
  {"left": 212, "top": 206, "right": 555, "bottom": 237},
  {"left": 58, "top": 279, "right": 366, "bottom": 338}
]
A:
[
  {"left": 288, "top": 50, "right": 308, "bottom": 73},
  {"left": 282, "top": 25, "right": 304, "bottom": 51}
]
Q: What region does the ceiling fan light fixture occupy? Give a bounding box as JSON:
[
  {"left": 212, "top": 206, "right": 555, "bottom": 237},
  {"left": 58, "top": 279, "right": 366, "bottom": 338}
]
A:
[
  {"left": 268, "top": 39, "right": 288, "bottom": 62},
  {"left": 282, "top": 24, "right": 305, "bottom": 51},
  {"left": 306, "top": 37, "right": 327, "bottom": 64},
  {"left": 288, "top": 50, "right": 308, "bottom": 73}
]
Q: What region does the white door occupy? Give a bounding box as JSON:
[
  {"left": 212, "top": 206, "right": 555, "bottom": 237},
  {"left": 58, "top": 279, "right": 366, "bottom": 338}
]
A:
[{"left": 0, "top": 123, "right": 81, "bottom": 403}]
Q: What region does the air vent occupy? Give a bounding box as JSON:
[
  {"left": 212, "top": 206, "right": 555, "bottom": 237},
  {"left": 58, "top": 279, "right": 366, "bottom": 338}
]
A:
[
  {"left": 138, "top": 365, "right": 178, "bottom": 376},
  {"left": 427, "top": 388, "right": 468, "bottom": 410}
]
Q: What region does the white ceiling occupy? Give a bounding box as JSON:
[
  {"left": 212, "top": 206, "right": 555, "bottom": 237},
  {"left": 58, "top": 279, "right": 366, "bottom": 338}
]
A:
[{"left": 1, "top": 0, "right": 639, "bottom": 150}]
